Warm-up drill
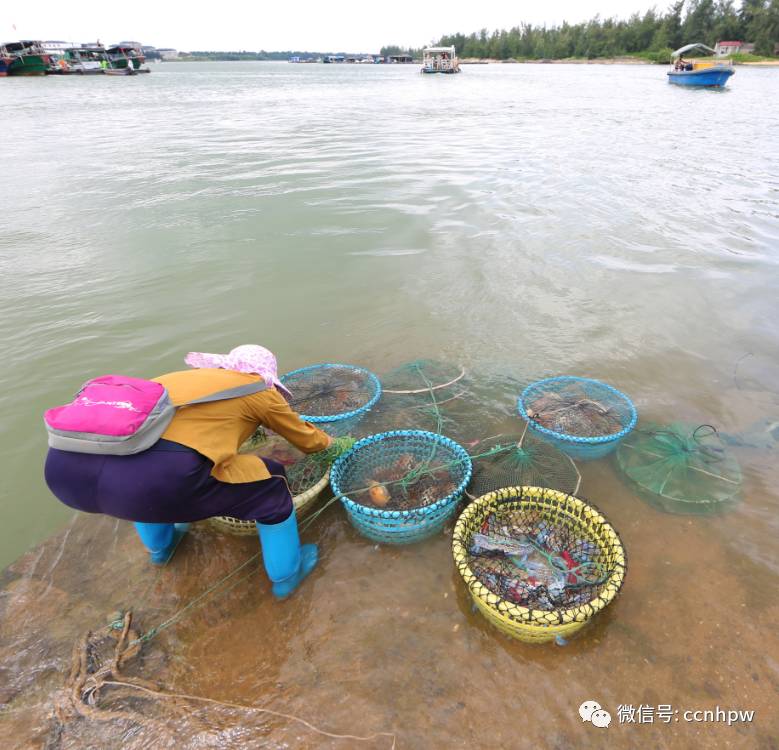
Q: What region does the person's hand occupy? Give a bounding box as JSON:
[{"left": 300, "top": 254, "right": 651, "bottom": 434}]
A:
[{"left": 329, "top": 436, "right": 356, "bottom": 458}]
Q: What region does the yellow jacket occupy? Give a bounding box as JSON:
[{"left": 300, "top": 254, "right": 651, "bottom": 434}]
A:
[{"left": 153, "top": 368, "right": 330, "bottom": 483}]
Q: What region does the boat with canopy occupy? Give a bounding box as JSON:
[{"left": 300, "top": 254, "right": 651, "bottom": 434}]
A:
[
  {"left": 667, "top": 43, "right": 735, "bottom": 87},
  {"left": 421, "top": 46, "right": 460, "bottom": 74}
]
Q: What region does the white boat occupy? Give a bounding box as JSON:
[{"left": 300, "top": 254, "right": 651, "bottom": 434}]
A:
[
  {"left": 421, "top": 46, "right": 460, "bottom": 74},
  {"left": 64, "top": 46, "right": 107, "bottom": 74}
]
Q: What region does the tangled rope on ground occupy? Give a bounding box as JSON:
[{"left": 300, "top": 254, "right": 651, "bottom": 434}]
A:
[{"left": 54, "top": 611, "right": 396, "bottom": 747}]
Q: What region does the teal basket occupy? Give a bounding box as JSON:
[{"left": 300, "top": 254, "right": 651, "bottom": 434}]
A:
[
  {"left": 518, "top": 376, "right": 637, "bottom": 461},
  {"left": 331, "top": 430, "right": 472, "bottom": 544},
  {"left": 281, "top": 363, "right": 382, "bottom": 432}
]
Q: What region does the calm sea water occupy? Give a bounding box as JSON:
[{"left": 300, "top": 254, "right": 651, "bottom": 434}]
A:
[
  {"left": 4, "top": 61, "right": 778, "bottom": 568},
  {"left": 1, "top": 61, "right": 779, "bottom": 747}
]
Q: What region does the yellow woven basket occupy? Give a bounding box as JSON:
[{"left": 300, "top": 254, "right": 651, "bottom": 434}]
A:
[
  {"left": 209, "top": 469, "right": 330, "bottom": 536},
  {"left": 452, "top": 486, "right": 627, "bottom": 643}
]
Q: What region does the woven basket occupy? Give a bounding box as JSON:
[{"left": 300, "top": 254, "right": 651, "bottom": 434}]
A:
[
  {"left": 452, "top": 486, "right": 627, "bottom": 643},
  {"left": 209, "top": 469, "right": 330, "bottom": 536},
  {"left": 331, "top": 430, "right": 472, "bottom": 545},
  {"left": 518, "top": 376, "right": 637, "bottom": 461}
]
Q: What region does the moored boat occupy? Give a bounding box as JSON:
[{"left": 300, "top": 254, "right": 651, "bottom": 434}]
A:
[
  {"left": 421, "top": 46, "right": 460, "bottom": 74},
  {"left": 667, "top": 43, "right": 735, "bottom": 88},
  {"left": 65, "top": 46, "right": 108, "bottom": 74},
  {"left": 42, "top": 41, "right": 72, "bottom": 73},
  {"left": 105, "top": 45, "right": 146, "bottom": 71},
  {"left": 1, "top": 40, "right": 52, "bottom": 76}
]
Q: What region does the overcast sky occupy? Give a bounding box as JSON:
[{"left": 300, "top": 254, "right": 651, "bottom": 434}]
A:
[{"left": 8, "top": 1, "right": 669, "bottom": 52}]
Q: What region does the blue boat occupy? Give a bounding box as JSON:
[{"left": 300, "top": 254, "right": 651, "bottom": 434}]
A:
[{"left": 667, "top": 43, "right": 735, "bottom": 88}]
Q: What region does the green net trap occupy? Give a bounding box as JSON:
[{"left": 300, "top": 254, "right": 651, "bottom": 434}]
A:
[
  {"left": 616, "top": 423, "right": 742, "bottom": 515},
  {"left": 467, "top": 432, "right": 581, "bottom": 499},
  {"left": 380, "top": 359, "right": 466, "bottom": 396},
  {"left": 243, "top": 430, "right": 329, "bottom": 496}
]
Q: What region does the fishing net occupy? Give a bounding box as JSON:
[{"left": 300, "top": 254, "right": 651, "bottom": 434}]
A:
[
  {"left": 374, "top": 362, "right": 527, "bottom": 450},
  {"left": 243, "top": 431, "right": 329, "bottom": 496},
  {"left": 452, "top": 488, "right": 627, "bottom": 642},
  {"left": 519, "top": 376, "right": 637, "bottom": 460},
  {"left": 616, "top": 423, "right": 742, "bottom": 515},
  {"left": 350, "top": 394, "right": 441, "bottom": 439},
  {"left": 211, "top": 431, "right": 331, "bottom": 535},
  {"left": 331, "top": 431, "right": 472, "bottom": 544},
  {"left": 281, "top": 364, "right": 381, "bottom": 423},
  {"left": 466, "top": 431, "right": 581, "bottom": 499},
  {"left": 332, "top": 431, "right": 470, "bottom": 512},
  {"left": 380, "top": 359, "right": 466, "bottom": 396},
  {"left": 520, "top": 376, "right": 634, "bottom": 439},
  {"left": 467, "top": 508, "right": 609, "bottom": 611}
]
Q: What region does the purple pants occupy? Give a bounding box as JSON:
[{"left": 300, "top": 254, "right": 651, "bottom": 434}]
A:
[{"left": 44, "top": 439, "right": 293, "bottom": 525}]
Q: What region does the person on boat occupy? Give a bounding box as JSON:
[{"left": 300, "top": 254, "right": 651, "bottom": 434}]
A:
[{"left": 44, "top": 345, "right": 335, "bottom": 599}]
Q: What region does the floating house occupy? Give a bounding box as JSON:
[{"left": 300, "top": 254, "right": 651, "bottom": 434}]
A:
[{"left": 387, "top": 54, "right": 413, "bottom": 64}]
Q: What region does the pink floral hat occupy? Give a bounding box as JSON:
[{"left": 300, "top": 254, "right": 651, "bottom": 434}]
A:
[{"left": 185, "top": 345, "right": 292, "bottom": 398}]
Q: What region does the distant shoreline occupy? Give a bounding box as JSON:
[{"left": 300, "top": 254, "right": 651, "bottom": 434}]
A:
[
  {"left": 461, "top": 56, "right": 779, "bottom": 66},
  {"left": 170, "top": 56, "right": 779, "bottom": 67}
]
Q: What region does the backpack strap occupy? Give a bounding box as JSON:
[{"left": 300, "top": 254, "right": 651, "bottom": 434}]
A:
[{"left": 181, "top": 380, "right": 268, "bottom": 407}]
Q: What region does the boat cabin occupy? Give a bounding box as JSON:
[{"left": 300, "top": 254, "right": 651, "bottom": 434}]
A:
[{"left": 421, "top": 46, "right": 460, "bottom": 74}]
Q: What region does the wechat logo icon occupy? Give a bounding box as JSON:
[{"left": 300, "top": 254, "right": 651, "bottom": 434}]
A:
[{"left": 580, "top": 701, "right": 611, "bottom": 729}]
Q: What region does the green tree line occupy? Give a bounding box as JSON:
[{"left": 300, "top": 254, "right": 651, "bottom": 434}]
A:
[{"left": 434, "top": 0, "right": 779, "bottom": 61}]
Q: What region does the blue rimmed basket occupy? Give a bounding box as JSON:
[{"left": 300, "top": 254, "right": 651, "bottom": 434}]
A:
[
  {"left": 518, "top": 376, "right": 637, "bottom": 461},
  {"left": 280, "top": 363, "right": 382, "bottom": 430},
  {"left": 330, "top": 430, "right": 473, "bottom": 544}
]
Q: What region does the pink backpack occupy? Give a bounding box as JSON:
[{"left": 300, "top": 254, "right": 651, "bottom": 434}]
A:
[{"left": 44, "top": 374, "right": 267, "bottom": 455}]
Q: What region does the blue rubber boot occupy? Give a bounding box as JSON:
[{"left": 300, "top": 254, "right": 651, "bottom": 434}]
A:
[
  {"left": 133, "top": 522, "right": 189, "bottom": 565},
  {"left": 256, "top": 511, "right": 318, "bottom": 599}
]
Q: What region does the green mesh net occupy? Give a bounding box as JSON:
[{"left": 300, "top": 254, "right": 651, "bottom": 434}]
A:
[
  {"left": 467, "top": 432, "right": 581, "bottom": 499},
  {"left": 616, "top": 423, "right": 742, "bottom": 515},
  {"left": 380, "top": 359, "right": 466, "bottom": 395},
  {"left": 241, "top": 431, "right": 328, "bottom": 495}
]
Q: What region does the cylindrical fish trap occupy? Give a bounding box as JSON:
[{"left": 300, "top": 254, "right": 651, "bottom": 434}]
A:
[
  {"left": 616, "top": 423, "right": 742, "bottom": 515},
  {"left": 281, "top": 363, "right": 382, "bottom": 436},
  {"left": 518, "top": 376, "right": 637, "bottom": 460},
  {"left": 452, "top": 486, "right": 627, "bottom": 643},
  {"left": 330, "top": 430, "right": 472, "bottom": 544}
]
